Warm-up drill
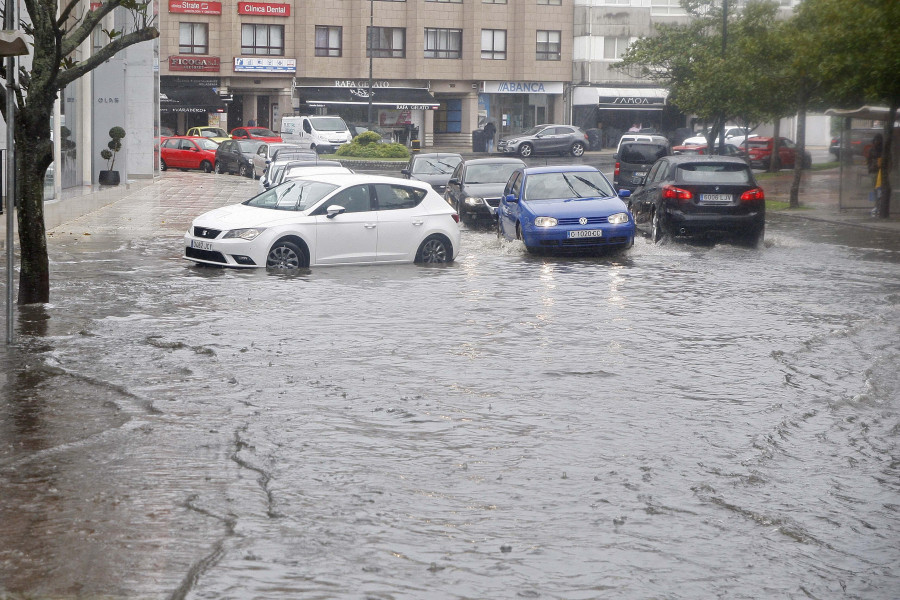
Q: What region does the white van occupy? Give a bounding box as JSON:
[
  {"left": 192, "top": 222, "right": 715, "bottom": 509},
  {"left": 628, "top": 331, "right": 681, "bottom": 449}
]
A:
[{"left": 280, "top": 115, "right": 352, "bottom": 154}]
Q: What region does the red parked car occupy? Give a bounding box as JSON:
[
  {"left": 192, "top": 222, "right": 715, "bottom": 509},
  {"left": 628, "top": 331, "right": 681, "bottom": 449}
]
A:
[
  {"left": 230, "top": 127, "right": 283, "bottom": 143},
  {"left": 672, "top": 143, "right": 748, "bottom": 160},
  {"left": 159, "top": 136, "right": 219, "bottom": 172},
  {"left": 745, "top": 137, "right": 812, "bottom": 170}
]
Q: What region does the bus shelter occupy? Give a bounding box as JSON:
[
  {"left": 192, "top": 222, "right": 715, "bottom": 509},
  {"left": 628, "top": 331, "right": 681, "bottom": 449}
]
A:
[{"left": 825, "top": 106, "right": 899, "bottom": 213}]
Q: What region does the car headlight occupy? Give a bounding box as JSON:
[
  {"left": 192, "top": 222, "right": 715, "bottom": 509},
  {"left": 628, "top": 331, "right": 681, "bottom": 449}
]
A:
[
  {"left": 607, "top": 212, "right": 629, "bottom": 225},
  {"left": 223, "top": 227, "right": 266, "bottom": 240},
  {"left": 464, "top": 196, "right": 484, "bottom": 206},
  {"left": 534, "top": 217, "right": 558, "bottom": 227}
]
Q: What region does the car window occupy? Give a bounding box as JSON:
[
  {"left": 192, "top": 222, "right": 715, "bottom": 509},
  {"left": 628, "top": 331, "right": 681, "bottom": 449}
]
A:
[
  {"left": 450, "top": 163, "right": 462, "bottom": 182},
  {"left": 218, "top": 141, "right": 231, "bottom": 152},
  {"left": 646, "top": 161, "right": 664, "bottom": 184},
  {"left": 374, "top": 184, "right": 426, "bottom": 210},
  {"left": 524, "top": 170, "right": 615, "bottom": 200},
  {"left": 620, "top": 143, "right": 668, "bottom": 164},
  {"left": 244, "top": 180, "right": 340, "bottom": 211},
  {"left": 676, "top": 163, "right": 751, "bottom": 184},
  {"left": 782, "top": 139, "right": 796, "bottom": 148},
  {"left": 465, "top": 163, "right": 522, "bottom": 184},
  {"left": 257, "top": 145, "right": 268, "bottom": 156},
  {"left": 180, "top": 140, "right": 195, "bottom": 151},
  {"left": 507, "top": 172, "right": 522, "bottom": 197},
  {"left": 411, "top": 156, "right": 462, "bottom": 175},
  {"left": 162, "top": 138, "right": 178, "bottom": 149},
  {"left": 320, "top": 184, "right": 372, "bottom": 213},
  {"left": 197, "top": 139, "right": 218, "bottom": 150}
]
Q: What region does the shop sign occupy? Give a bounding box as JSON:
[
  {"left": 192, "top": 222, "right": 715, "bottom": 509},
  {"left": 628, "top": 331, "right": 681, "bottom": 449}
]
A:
[
  {"left": 335, "top": 80, "right": 390, "bottom": 88},
  {"left": 169, "top": 56, "right": 221, "bottom": 72},
  {"left": 483, "top": 81, "right": 564, "bottom": 95},
  {"left": 238, "top": 2, "right": 290, "bottom": 16},
  {"left": 161, "top": 75, "right": 220, "bottom": 88},
  {"left": 169, "top": 0, "right": 223, "bottom": 15},
  {"left": 396, "top": 105, "right": 433, "bottom": 110},
  {"left": 234, "top": 57, "right": 296, "bottom": 73},
  {"left": 598, "top": 95, "right": 665, "bottom": 108}
]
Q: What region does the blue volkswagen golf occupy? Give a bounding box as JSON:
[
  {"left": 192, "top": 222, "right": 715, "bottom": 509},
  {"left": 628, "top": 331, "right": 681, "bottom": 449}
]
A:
[{"left": 497, "top": 165, "right": 636, "bottom": 253}]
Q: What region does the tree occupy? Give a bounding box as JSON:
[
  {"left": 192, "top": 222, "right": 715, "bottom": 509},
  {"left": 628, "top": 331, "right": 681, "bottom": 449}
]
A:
[
  {"left": 797, "top": 0, "right": 900, "bottom": 218},
  {"left": 1, "top": 0, "right": 158, "bottom": 305}
]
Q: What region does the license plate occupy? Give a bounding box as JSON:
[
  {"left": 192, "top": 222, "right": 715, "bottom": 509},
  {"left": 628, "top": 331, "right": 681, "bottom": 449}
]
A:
[
  {"left": 701, "top": 193, "right": 732, "bottom": 203},
  {"left": 568, "top": 229, "right": 603, "bottom": 238},
  {"left": 635, "top": 171, "right": 647, "bottom": 177},
  {"left": 191, "top": 239, "right": 213, "bottom": 251}
]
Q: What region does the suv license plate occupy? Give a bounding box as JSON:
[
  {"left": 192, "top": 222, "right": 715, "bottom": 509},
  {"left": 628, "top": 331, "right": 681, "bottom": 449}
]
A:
[
  {"left": 568, "top": 229, "right": 603, "bottom": 238},
  {"left": 701, "top": 193, "right": 732, "bottom": 203}
]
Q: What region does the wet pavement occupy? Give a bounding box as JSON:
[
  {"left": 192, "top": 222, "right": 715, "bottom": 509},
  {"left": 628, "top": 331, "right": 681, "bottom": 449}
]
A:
[{"left": 1, "top": 169, "right": 899, "bottom": 599}]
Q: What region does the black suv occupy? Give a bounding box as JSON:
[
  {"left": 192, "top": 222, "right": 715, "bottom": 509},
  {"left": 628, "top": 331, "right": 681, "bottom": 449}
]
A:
[{"left": 614, "top": 141, "right": 670, "bottom": 192}]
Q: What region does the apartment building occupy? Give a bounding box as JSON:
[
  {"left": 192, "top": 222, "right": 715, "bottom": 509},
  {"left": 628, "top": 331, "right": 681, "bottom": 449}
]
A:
[{"left": 158, "top": 0, "right": 574, "bottom": 146}]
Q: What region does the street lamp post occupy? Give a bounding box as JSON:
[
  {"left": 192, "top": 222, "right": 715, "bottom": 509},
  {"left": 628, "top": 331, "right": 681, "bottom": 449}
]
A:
[
  {"left": 719, "top": 0, "right": 728, "bottom": 155},
  {"left": 367, "top": 0, "right": 374, "bottom": 129}
]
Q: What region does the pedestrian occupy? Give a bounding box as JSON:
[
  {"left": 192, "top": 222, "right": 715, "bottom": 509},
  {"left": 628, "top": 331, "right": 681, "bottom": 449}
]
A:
[
  {"left": 628, "top": 123, "right": 641, "bottom": 133},
  {"left": 483, "top": 119, "right": 496, "bottom": 153},
  {"left": 868, "top": 134, "right": 883, "bottom": 216},
  {"left": 247, "top": 118, "right": 256, "bottom": 127}
]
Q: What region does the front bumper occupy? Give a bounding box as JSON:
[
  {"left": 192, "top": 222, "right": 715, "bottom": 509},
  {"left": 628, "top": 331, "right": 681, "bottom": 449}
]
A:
[
  {"left": 183, "top": 231, "right": 264, "bottom": 268},
  {"left": 521, "top": 222, "right": 636, "bottom": 250},
  {"left": 497, "top": 141, "right": 520, "bottom": 154}
]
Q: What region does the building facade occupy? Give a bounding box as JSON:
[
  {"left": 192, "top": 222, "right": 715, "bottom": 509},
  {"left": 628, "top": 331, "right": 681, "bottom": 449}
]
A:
[{"left": 158, "top": 0, "right": 574, "bottom": 147}]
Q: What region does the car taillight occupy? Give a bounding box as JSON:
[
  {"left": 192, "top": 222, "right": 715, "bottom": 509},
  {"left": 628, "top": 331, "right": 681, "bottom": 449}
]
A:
[
  {"left": 740, "top": 188, "right": 765, "bottom": 202},
  {"left": 662, "top": 185, "right": 693, "bottom": 201},
  {"left": 614, "top": 162, "right": 620, "bottom": 177},
  {"left": 451, "top": 213, "right": 460, "bottom": 223}
]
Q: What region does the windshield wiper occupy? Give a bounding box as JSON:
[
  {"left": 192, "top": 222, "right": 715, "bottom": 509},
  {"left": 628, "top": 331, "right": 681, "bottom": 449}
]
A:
[
  {"left": 560, "top": 173, "right": 583, "bottom": 198},
  {"left": 572, "top": 175, "right": 610, "bottom": 197}
]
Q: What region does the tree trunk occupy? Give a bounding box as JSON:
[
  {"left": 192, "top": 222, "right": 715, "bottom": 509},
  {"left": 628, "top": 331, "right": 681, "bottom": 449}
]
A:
[
  {"left": 877, "top": 104, "right": 897, "bottom": 219},
  {"left": 15, "top": 104, "right": 54, "bottom": 304},
  {"left": 769, "top": 121, "right": 781, "bottom": 172},
  {"left": 789, "top": 101, "right": 806, "bottom": 209}
]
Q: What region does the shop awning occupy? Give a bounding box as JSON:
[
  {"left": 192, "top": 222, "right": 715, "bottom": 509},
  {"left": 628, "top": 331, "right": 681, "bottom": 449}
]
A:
[
  {"left": 824, "top": 106, "right": 894, "bottom": 121},
  {"left": 160, "top": 87, "right": 226, "bottom": 114},
  {"left": 573, "top": 86, "right": 669, "bottom": 110},
  {"left": 296, "top": 86, "right": 439, "bottom": 110}
]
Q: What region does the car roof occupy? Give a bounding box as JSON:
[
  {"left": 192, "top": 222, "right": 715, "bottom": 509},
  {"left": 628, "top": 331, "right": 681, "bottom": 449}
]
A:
[
  {"left": 283, "top": 160, "right": 343, "bottom": 169},
  {"left": 522, "top": 165, "right": 600, "bottom": 175},
  {"left": 296, "top": 173, "right": 433, "bottom": 188},
  {"left": 462, "top": 157, "right": 526, "bottom": 166},
  {"left": 412, "top": 153, "right": 462, "bottom": 159},
  {"left": 662, "top": 155, "right": 751, "bottom": 165}
]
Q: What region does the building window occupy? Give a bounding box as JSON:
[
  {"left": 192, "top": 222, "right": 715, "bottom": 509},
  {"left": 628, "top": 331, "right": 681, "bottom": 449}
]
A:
[
  {"left": 536, "top": 30, "right": 561, "bottom": 61},
  {"left": 435, "top": 99, "right": 462, "bottom": 133},
  {"left": 603, "top": 36, "right": 631, "bottom": 60},
  {"left": 179, "top": 23, "right": 208, "bottom": 54},
  {"left": 650, "top": 0, "right": 687, "bottom": 16},
  {"left": 537, "top": 0, "right": 561, "bottom": 5},
  {"left": 425, "top": 28, "right": 462, "bottom": 59},
  {"left": 315, "top": 26, "right": 342, "bottom": 57},
  {"left": 481, "top": 29, "right": 506, "bottom": 60},
  {"left": 483, "top": 0, "right": 507, "bottom": 3},
  {"left": 367, "top": 27, "right": 406, "bottom": 58},
  {"left": 427, "top": 0, "right": 462, "bottom": 3},
  {"left": 241, "top": 24, "right": 285, "bottom": 56}
]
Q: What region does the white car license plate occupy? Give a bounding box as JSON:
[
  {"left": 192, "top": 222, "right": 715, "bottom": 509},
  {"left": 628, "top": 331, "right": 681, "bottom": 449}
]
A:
[
  {"left": 701, "top": 193, "right": 732, "bottom": 203},
  {"left": 191, "top": 239, "right": 213, "bottom": 251},
  {"left": 568, "top": 229, "right": 603, "bottom": 238}
]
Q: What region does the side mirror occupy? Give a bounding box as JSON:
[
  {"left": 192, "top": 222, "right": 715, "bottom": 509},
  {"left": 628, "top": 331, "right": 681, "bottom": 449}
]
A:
[
  {"left": 613, "top": 153, "right": 619, "bottom": 160},
  {"left": 401, "top": 168, "right": 410, "bottom": 176},
  {"left": 448, "top": 177, "right": 460, "bottom": 185},
  {"left": 618, "top": 189, "right": 632, "bottom": 198},
  {"left": 504, "top": 193, "right": 519, "bottom": 203},
  {"left": 326, "top": 205, "right": 346, "bottom": 219}
]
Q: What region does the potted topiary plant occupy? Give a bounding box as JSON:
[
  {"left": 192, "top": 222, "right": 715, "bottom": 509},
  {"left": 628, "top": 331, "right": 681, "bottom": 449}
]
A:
[{"left": 99, "top": 126, "right": 125, "bottom": 185}]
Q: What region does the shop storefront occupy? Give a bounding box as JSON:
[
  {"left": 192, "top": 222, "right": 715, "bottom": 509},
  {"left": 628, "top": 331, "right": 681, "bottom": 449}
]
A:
[
  {"left": 573, "top": 86, "right": 684, "bottom": 148},
  {"left": 295, "top": 80, "right": 438, "bottom": 145},
  {"left": 160, "top": 75, "right": 227, "bottom": 136},
  {"left": 480, "top": 81, "right": 566, "bottom": 138}
]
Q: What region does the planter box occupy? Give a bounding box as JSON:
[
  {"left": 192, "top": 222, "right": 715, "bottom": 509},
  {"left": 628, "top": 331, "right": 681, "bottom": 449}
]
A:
[{"left": 98, "top": 170, "right": 120, "bottom": 186}]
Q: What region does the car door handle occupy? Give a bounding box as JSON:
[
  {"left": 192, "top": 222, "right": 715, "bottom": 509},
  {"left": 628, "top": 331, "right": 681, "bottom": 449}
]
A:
[
  {"left": 412, "top": 220, "right": 424, "bottom": 226},
  {"left": 364, "top": 223, "right": 376, "bottom": 229}
]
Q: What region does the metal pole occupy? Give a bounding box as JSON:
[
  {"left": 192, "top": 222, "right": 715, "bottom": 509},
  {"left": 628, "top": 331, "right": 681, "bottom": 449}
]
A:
[
  {"left": 719, "top": 0, "right": 727, "bottom": 156},
  {"left": 5, "top": 0, "right": 17, "bottom": 345},
  {"left": 367, "top": 0, "right": 373, "bottom": 129}
]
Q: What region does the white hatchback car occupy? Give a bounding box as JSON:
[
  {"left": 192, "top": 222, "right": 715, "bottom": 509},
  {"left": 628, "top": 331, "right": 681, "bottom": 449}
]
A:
[{"left": 184, "top": 174, "right": 461, "bottom": 269}]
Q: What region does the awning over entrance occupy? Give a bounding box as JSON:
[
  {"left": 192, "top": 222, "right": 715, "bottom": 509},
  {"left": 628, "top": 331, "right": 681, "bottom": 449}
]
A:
[
  {"left": 824, "top": 106, "right": 894, "bottom": 121},
  {"left": 160, "top": 87, "right": 226, "bottom": 114},
  {"left": 296, "top": 86, "right": 439, "bottom": 110},
  {"left": 573, "top": 86, "right": 669, "bottom": 110}
]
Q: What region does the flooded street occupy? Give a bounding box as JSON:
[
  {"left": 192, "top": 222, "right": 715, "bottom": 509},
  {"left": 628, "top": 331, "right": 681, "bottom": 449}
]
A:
[{"left": 1, "top": 171, "right": 899, "bottom": 599}]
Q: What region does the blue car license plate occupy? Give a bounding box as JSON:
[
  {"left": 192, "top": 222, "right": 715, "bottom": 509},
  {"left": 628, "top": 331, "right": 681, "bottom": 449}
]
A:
[{"left": 568, "top": 230, "right": 603, "bottom": 238}]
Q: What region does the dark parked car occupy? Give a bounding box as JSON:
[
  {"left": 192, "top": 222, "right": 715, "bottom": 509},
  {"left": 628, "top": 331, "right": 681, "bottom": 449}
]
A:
[
  {"left": 745, "top": 137, "right": 811, "bottom": 170},
  {"left": 629, "top": 155, "right": 765, "bottom": 247},
  {"left": 401, "top": 153, "right": 463, "bottom": 196},
  {"left": 613, "top": 141, "right": 671, "bottom": 192},
  {"left": 215, "top": 139, "right": 263, "bottom": 177},
  {"left": 497, "top": 124, "right": 589, "bottom": 158},
  {"left": 444, "top": 157, "right": 526, "bottom": 224}
]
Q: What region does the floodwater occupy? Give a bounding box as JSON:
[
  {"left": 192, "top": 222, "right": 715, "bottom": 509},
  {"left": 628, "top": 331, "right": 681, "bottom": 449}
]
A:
[{"left": 1, "top": 173, "right": 899, "bottom": 599}]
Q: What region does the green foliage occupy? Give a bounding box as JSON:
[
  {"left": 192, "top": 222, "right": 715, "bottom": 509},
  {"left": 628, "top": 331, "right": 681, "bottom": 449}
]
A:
[
  {"left": 336, "top": 138, "right": 410, "bottom": 159},
  {"left": 101, "top": 126, "right": 126, "bottom": 170}
]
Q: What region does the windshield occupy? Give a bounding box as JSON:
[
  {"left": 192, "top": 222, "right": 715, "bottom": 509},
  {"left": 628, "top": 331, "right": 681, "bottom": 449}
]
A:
[
  {"left": 244, "top": 180, "right": 339, "bottom": 212},
  {"left": 309, "top": 117, "right": 348, "bottom": 132},
  {"left": 620, "top": 143, "right": 668, "bottom": 164},
  {"left": 515, "top": 126, "right": 543, "bottom": 137},
  {"left": 524, "top": 170, "right": 616, "bottom": 200},
  {"left": 677, "top": 163, "right": 751, "bottom": 184},
  {"left": 237, "top": 140, "right": 264, "bottom": 153},
  {"left": 464, "top": 163, "right": 521, "bottom": 184},
  {"left": 196, "top": 138, "right": 219, "bottom": 150},
  {"left": 200, "top": 128, "right": 228, "bottom": 138},
  {"left": 247, "top": 128, "right": 278, "bottom": 137},
  {"left": 411, "top": 156, "right": 462, "bottom": 175}
]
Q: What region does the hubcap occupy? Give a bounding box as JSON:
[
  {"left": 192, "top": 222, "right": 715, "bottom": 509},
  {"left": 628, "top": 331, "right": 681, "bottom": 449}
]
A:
[
  {"left": 267, "top": 246, "right": 299, "bottom": 269},
  {"left": 421, "top": 240, "right": 447, "bottom": 263}
]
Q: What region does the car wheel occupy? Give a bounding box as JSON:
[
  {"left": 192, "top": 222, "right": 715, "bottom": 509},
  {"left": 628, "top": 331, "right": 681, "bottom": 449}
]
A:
[
  {"left": 571, "top": 142, "right": 585, "bottom": 157},
  {"left": 239, "top": 164, "right": 252, "bottom": 178},
  {"left": 214, "top": 161, "right": 225, "bottom": 174},
  {"left": 415, "top": 235, "right": 452, "bottom": 264},
  {"left": 739, "top": 224, "right": 765, "bottom": 249},
  {"left": 266, "top": 240, "right": 309, "bottom": 270},
  {"left": 200, "top": 160, "right": 213, "bottom": 173},
  {"left": 160, "top": 158, "right": 167, "bottom": 171},
  {"left": 650, "top": 208, "right": 666, "bottom": 243},
  {"left": 519, "top": 143, "right": 533, "bottom": 158}
]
